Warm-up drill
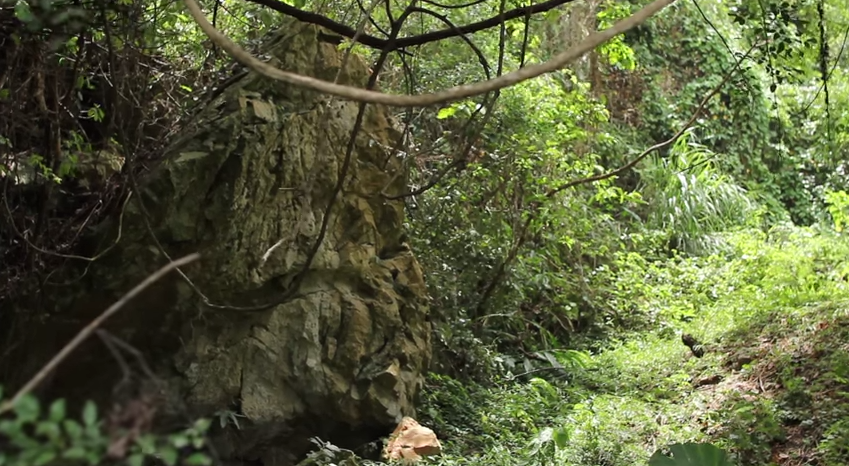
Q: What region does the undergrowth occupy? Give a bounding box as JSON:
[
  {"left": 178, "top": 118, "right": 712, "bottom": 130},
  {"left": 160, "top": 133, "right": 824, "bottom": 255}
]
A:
[{"left": 418, "top": 224, "right": 849, "bottom": 466}]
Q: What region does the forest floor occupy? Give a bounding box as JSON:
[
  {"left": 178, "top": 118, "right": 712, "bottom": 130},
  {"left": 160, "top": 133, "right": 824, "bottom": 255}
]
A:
[{"left": 419, "top": 226, "right": 849, "bottom": 466}]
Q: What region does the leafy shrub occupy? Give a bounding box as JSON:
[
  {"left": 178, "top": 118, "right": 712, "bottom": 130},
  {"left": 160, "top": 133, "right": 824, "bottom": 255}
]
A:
[{"left": 0, "top": 387, "right": 211, "bottom": 466}]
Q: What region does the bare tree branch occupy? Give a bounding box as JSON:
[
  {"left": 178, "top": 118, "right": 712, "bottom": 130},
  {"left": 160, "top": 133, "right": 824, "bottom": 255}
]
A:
[{"left": 183, "top": 0, "right": 677, "bottom": 106}]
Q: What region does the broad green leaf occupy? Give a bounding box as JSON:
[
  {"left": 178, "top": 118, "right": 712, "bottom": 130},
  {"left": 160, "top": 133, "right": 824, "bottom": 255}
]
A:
[
  {"left": 193, "top": 418, "right": 212, "bottom": 433},
  {"left": 82, "top": 401, "right": 97, "bottom": 427},
  {"left": 85, "top": 450, "right": 102, "bottom": 466},
  {"left": 62, "top": 446, "right": 87, "bottom": 460},
  {"left": 127, "top": 454, "right": 145, "bottom": 466},
  {"left": 35, "top": 421, "right": 61, "bottom": 440},
  {"left": 136, "top": 433, "right": 156, "bottom": 455},
  {"left": 160, "top": 446, "right": 179, "bottom": 466},
  {"left": 552, "top": 427, "right": 569, "bottom": 448},
  {"left": 436, "top": 107, "right": 457, "bottom": 119},
  {"left": 13, "top": 394, "right": 40, "bottom": 423},
  {"left": 33, "top": 450, "right": 57, "bottom": 466},
  {"left": 48, "top": 399, "right": 66, "bottom": 423},
  {"left": 170, "top": 433, "right": 190, "bottom": 448},
  {"left": 14, "top": 1, "right": 35, "bottom": 24},
  {"left": 63, "top": 419, "right": 83, "bottom": 440},
  {"left": 184, "top": 453, "right": 213, "bottom": 465},
  {"left": 0, "top": 420, "right": 15, "bottom": 434},
  {"left": 649, "top": 443, "right": 734, "bottom": 466}
]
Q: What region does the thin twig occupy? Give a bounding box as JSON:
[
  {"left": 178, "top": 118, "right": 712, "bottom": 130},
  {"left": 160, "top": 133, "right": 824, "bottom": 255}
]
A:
[{"left": 0, "top": 253, "right": 200, "bottom": 414}]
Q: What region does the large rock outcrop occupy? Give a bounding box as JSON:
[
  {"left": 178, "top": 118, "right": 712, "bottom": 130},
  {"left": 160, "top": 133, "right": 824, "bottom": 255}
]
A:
[{"left": 1, "top": 20, "right": 431, "bottom": 464}]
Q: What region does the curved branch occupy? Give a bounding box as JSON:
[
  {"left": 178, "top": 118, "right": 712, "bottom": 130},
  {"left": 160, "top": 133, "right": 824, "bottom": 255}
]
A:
[
  {"left": 246, "top": 0, "right": 572, "bottom": 50},
  {"left": 420, "top": 0, "right": 488, "bottom": 10},
  {"left": 183, "top": 0, "right": 677, "bottom": 107},
  {"left": 383, "top": 0, "right": 503, "bottom": 200}
]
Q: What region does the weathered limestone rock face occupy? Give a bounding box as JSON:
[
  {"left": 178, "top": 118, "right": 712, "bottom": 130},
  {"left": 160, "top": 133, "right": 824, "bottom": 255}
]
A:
[{"left": 3, "top": 20, "right": 430, "bottom": 464}]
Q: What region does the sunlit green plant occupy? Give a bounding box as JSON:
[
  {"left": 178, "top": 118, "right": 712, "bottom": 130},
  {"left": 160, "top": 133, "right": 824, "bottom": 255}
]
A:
[
  {"left": 637, "top": 129, "right": 756, "bottom": 254},
  {"left": 824, "top": 190, "right": 849, "bottom": 233}
]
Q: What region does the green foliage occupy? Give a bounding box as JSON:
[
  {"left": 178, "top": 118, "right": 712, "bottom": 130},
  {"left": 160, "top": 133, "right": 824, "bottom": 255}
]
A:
[
  {"left": 819, "top": 419, "right": 849, "bottom": 466},
  {"left": 824, "top": 190, "right": 849, "bottom": 232},
  {"left": 621, "top": 0, "right": 842, "bottom": 224},
  {"left": 421, "top": 225, "right": 849, "bottom": 466},
  {"left": 12, "top": 0, "right": 89, "bottom": 35},
  {"left": 406, "top": 0, "right": 849, "bottom": 373},
  {"left": 8, "top": 0, "right": 849, "bottom": 465},
  {"left": 410, "top": 73, "right": 634, "bottom": 353},
  {"left": 728, "top": 0, "right": 824, "bottom": 85},
  {"left": 596, "top": 1, "right": 638, "bottom": 71},
  {"left": 420, "top": 373, "right": 573, "bottom": 455},
  {"left": 649, "top": 443, "right": 734, "bottom": 466},
  {"left": 636, "top": 129, "right": 756, "bottom": 254},
  {"left": 715, "top": 395, "right": 785, "bottom": 463},
  {"left": 552, "top": 396, "right": 704, "bottom": 466},
  {"left": 0, "top": 389, "right": 212, "bottom": 466}
]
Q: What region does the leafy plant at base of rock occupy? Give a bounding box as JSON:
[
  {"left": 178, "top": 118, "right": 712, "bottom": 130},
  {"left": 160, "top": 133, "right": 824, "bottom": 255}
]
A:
[
  {"left": 296, "top": 438, "right": 379, "bottom": 466},
  {"left": 0, "top": 387, "right": 212, "bottom": 466},
  {"left": 419, "top": 373, "right": 582, "bottom": 458},
  {"left": 213, "top": 408, "right": 246, "bottom": 430}
]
